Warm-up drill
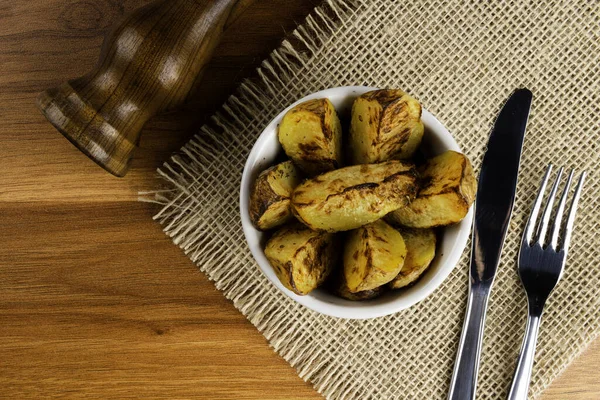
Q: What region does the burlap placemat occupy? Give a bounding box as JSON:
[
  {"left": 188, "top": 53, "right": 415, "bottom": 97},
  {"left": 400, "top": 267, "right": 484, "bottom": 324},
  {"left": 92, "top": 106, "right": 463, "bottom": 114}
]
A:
[{"left": 147, "top": 1, "right": 600, "bottom": 398}]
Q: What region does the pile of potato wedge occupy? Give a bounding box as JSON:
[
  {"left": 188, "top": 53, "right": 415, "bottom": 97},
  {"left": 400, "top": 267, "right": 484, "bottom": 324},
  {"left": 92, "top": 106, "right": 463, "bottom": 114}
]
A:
[{"left": 249, "top": 89, "right": 477, "bottom": 300}]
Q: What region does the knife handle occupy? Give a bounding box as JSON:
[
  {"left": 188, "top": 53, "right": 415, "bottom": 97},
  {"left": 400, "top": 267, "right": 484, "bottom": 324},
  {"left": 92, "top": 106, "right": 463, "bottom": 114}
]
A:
[{"left": 448, "top": 283, "right": 491, "bottom": 400}]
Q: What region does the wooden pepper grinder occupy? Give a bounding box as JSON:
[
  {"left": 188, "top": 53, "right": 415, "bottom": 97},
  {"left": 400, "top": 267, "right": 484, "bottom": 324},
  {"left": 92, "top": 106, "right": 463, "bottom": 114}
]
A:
[{"left": 37, "top": 0, "right": 253, "bottom": 177}]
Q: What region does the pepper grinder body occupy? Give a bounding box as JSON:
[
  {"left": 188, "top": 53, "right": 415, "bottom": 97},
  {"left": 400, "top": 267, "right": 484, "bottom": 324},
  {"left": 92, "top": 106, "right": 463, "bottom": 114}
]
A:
[{"left": 37, "top": 0, "right": 250, "bottom": 176}]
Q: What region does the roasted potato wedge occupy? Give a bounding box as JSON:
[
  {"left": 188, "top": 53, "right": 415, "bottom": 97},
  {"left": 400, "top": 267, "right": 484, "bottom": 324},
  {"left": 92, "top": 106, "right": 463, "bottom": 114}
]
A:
[
  {"left": 387, "top": 151, "right": 476, "bottom": 227},
  {"left": 278, "top": 98, "right": 343, "bottom": 176},
  {"left": 264, "top": 224, "right": 337, "bottom": 295},
  {"left": 331, "top": 270, "right": 385, "bottom": 301},
  {"left": 389, "top": 227, "right": 436, "bottom": 289},
  {"left": 291, "top": 161, "right": 418, "bottom": 232},
  {"left": 350, "top": 89, "right": 424, "bottom": 164},
  {"left": 249, "top": 161, "right": 302, "bottom": 230},
  {"left": 343, "top": 220, "right": 407, "bottom": 292}
]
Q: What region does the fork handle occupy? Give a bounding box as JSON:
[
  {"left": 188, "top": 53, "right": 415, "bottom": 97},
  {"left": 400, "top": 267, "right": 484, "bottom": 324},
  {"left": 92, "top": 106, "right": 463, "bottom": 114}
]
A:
[
  {"left": 448, "top": 285, "right": 491, "bottom": 400},
  {"left": 507, "top": 312, "right": 542, "bottom": 400}
]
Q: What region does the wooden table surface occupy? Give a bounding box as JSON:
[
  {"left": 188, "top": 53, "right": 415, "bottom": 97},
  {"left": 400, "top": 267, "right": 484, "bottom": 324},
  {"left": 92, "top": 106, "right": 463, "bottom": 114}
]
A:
[{"left": 1, "top": 1, "right": 599, "bottom": 398}]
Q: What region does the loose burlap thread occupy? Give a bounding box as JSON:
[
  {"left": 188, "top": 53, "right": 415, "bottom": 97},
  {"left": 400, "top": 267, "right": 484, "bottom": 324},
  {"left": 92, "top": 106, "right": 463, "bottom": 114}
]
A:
[{"left": 147, "top": 1, "right": 600, "bottom": 398}]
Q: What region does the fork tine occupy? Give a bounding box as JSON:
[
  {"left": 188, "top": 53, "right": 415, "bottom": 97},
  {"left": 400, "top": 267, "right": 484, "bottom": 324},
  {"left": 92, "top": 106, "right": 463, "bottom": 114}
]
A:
[
  {"left": 561, "top": 171, "right": 586, "bottom": 254},
  {"left": 550, "top": 170, "right": 574, "bottom": 249},
  {"left": 535, "top": 167, "right": 563, "bottom": 246},
  {"left": 524, "top": 164, "right": 553, "bottom": 245}
]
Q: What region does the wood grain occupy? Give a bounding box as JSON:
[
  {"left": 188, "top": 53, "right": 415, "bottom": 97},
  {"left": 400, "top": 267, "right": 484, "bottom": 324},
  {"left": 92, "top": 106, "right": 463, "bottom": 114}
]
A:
[{"left": 0, "top": 1, "right": 598, "bottom": 398}]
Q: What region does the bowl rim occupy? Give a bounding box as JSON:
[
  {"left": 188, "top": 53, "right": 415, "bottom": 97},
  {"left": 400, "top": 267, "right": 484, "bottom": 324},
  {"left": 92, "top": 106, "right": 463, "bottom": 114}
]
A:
[{"left": 240, "top": 86, "right": 473, "bottom": 319}]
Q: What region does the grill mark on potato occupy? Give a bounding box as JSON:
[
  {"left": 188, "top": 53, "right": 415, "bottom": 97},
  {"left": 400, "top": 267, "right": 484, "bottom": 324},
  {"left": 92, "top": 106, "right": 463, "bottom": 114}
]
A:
[
  {"left": 416, "top": 188, "right": 458, "bottom": 199},
  {"left": 374, "top": 109, "right": 382, "bottom": 142},
  {"left": 323, "top": 181, "right": 382, "bottom": 202},
  {"left": 363, "top": 245, "right": 373, "bottom": 275},
  {"left": 309, "top": 236, "right": 334, "bottom": 279},
  {"left": 459, "top": 157, "right": 467, "bottom": 192},
  {"left": 370, "top": 91, "right": 403, "bottom": 142},
  {"left": 285, "top": 262, "right": 300, "bottom": 293},
  {"left": 343, "top": 182, "right": 379, "bottom": 192},
  {"left": 316, "top": 245, "right": 329, "bottom": 278},
  {"left": 298, "top": 99, "right": 327, "bottom": 118},
  {"left": 327, "top": 178, "right": 344, "bottom": 188},
  {"left": 380, "top": 101, "right": 409, "bottom": 135},
  {"left": 320, "top": 177, "right": 416, "bottom": 211},
  {"left": 299, "top": 237, "right": 321, "bottom": 272},
  {"left": 292, "top": 200, "right": 316, "bottom": 207},
  {"left": 291, "top": 242, "right": 306, "bottom": 262},
  {"left": 298, "top": 142, "right": 323, "bottom": 153},
  {"left": 321, "top": 119, "right": 333, "bottom": 141},
  {"left": 362, "top": 89, "right": 403, "bottom": 107},
  {"left": 371, "top": 232, "right": 388, "bottom": 243},
  {"left": 301, "top": 249, "right": 314, "bottom": 269},
  {"left": 298, "top": 99, "right": 333, "bottom": 141},
  {"left": 385, "top": 127, "right": 411, "bottom": 143},
  {"left": 382, "top": 169, "right": 418, "bottom": 183},
  {"left": 376, "top": 128, "right": 412, "bottom": 155},
  {"left": 275, "top": 208, "right": 289, "bottom": 218}
]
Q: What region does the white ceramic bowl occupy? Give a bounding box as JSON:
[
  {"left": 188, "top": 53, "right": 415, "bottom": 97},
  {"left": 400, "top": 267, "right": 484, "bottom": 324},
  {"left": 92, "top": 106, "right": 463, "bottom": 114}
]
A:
[{"left": 240, "top": 86, "right": 473, "bottom": 319}]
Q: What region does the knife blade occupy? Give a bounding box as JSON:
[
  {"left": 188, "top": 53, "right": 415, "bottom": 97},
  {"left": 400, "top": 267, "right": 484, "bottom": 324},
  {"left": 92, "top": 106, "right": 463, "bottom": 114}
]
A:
[{"left": 448, "top": 88, "right": 532, "bottom": 400}]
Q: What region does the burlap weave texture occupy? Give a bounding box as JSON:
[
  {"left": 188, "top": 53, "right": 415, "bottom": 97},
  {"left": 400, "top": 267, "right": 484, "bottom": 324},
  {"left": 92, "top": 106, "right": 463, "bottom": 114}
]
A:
[{"left": 150, "top": 1, "right": 600, "bottom": 398}]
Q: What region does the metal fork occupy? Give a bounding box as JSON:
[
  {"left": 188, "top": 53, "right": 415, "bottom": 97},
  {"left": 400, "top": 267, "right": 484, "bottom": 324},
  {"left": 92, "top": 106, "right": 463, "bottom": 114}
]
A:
[{"left": 507, "top": 164, "right": 586, "bottom": 400}]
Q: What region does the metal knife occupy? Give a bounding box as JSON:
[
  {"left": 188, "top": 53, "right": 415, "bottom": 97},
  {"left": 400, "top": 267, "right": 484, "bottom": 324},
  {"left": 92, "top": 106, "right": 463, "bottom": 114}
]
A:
[{"left": 447, "top": 88, "right": 533, "bottom": 400}]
